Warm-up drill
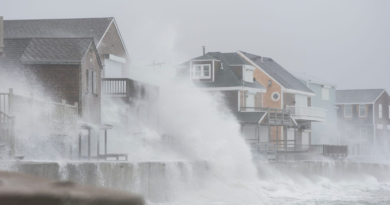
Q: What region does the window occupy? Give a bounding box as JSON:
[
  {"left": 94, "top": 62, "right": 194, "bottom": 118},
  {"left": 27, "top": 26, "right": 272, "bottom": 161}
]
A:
[
  {"left": 322, "top": 88, "right": 329, "bottom": 100},
  {"left": 359, "top": 104, "right": 366, "bottom": 117},
  {"left": 87, "top": 70, "right": 97, "bottom": 94},
  {"left": 344, "top": 105, "right": 352, "bottom": 117},
  {"left": 192, "top": 64, "right": 211, "bottom": 79},
  {"left": 389, "top": 105, "right": 390, "bottom": 119},
  {"left": 243, "top": 66, "right": 255, "bottom": 83},
  {"left": 93, "top": 71, "right": 97, "bottom": 94},
  {"left": 272, "top": 92, "right": 280, "bottom": 101},
  {"left": 379, "top": 104, "right": 382, "bottom": 118}
]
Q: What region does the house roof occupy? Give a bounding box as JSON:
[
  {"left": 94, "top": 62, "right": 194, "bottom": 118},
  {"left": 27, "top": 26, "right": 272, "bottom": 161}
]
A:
[
  {"left": 240, "top": 51, "right": 314, "bottom": 94},
  {"left": 4, "top": 18, "right": 113, "bottom": 45},
  {"left": 335, "top": 89, "right": 386, "bottom": 104},
  {"left": 0, "top": 38, "right": 101, "bottom": 69},
  {"left": 20, "top": 38, "right": 93, "bottom": 64},
  {"left": 0, "top": 38, "right": 31, "bottom": 70},
  {"left": 291, "top": 71, "right": 336, "bottom": 87},
  {"left": 234, "top": 111, "right": 266, "bottom": 123},
  {"left": 191, "top": 54, "right": 219, "bottom": 61},
  {"left": 190, "top": 52, "right": 266, "bottom": 91}
]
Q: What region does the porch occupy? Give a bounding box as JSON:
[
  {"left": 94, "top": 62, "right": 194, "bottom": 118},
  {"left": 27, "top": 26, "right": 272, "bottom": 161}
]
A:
[{"left": 286, "top": 105, "right": 326, "bottom": 122}]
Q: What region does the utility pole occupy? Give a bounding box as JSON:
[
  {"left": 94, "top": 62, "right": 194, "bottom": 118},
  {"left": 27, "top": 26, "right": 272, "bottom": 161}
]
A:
[{"left": 146, "top": 60, "right": 165, "bottom": 69}]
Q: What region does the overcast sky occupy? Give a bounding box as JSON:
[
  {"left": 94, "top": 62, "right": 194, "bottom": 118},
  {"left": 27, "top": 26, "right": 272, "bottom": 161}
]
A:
[{"left": 1, "top": 0, "right": 389, "bottom": 91}]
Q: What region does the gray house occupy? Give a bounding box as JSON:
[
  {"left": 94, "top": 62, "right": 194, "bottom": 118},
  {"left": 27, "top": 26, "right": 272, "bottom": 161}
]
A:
[
  {"left": 293, "top": 72, "right": 339, "bottom": 145},
  {"left": 336, "top": 89, "right": 390, "bottom": 158}
]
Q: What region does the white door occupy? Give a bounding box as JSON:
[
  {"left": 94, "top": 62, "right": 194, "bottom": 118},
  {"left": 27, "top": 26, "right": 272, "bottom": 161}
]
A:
[
  {"left": 246, "top": 93, "right": 255, "bottom": 111},
  {"left": 302, "top": 132, "right": 309, "bottom": 145},
  {"left": 296, "top": 94, "right": 308, "bottom": 106},
  {"left": 287, "top": 130, "right": 295, "bottom": 148},
  {"left": 105, "top": 59, "right": 123, "bottom": 78}
]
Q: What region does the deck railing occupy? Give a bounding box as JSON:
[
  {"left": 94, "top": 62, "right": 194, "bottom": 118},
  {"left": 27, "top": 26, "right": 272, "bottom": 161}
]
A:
[
  {"left": 286, "top": 106, "right": 326, "bottom": 120},
  {"left": 240, "top": 107, "right": 290, "bottom": 125},
  {"left": 101, "top": 78, "right": 130, "bottom": 98}
]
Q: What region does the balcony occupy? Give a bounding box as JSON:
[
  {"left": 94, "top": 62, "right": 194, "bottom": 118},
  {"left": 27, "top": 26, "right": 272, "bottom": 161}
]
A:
[
  {"left": 102, "top": 78, "right": 159, "bottom": 103},
  {"left": 286, "top": 106, "right": 326, "bottom": 122},
  {"left": 239, "top": 107, "right": 290, "bottom": 125}
]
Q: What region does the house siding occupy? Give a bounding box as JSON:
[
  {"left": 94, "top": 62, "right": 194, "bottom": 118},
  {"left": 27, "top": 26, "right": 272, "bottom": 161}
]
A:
[
  {"left": 25, "top": 65, "right": 80, "bottom": 105},
  {"left": 97, "top": 22, "right": 129, "bottom": 78},
  {"left": 253, "top": 68, "right": 282, "bottom": 109},
  {"left": 81, "top": 47, "right": 101, "bottom": 125}
]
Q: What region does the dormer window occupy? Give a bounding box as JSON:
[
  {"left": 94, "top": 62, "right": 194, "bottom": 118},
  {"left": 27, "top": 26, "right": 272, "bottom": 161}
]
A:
[
  {"left": 243, "top": 66, "right": 255, "bottom": 83},
  {"left": 192, "top": 64, "right": 211, "bottom": 79}
]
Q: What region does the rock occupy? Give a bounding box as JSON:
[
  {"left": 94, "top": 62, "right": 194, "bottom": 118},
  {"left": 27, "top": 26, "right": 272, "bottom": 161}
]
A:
[{"left": 0, "top": 171, "right": 144, "bottom": 205}]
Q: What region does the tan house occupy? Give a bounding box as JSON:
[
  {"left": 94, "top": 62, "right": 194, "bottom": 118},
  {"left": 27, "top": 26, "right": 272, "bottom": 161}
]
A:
[{"left": 178, "top": 50, "right": 330, "bottom": 158}]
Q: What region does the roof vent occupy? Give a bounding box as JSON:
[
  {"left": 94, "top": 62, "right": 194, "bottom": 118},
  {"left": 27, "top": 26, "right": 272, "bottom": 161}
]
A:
[{"left": 260, "top": 56, "right": 264, "bottom": 63}]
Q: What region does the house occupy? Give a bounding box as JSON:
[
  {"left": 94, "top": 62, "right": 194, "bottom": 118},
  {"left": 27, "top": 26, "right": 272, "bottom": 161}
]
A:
[
  {"left": 336, "top": 89, "right": 390, "bottom": 158},
  {"left": 178, "top": 50, "right": 330, "bottom": 157},
  {"left": 1, "top": 17, "right": 159, "bottom": 126},
  {"left": 0, "top": 17, "right": 159, "bottom": 160},
  {"left": 293, "top": 72, "right": 339, "bottom": 145}
]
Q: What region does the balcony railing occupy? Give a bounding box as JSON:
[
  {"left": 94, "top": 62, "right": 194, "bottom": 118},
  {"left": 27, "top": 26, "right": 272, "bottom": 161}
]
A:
[
  {"left": 286, "top": 106, "right": 326, "bottom": 122},
  {"left": 240, "top": 107, "right": 290, "bottom": 125}
]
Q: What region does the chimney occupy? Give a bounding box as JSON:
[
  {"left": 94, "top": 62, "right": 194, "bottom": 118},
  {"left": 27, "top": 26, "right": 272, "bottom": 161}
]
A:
[
  {"left": 202, "top": 46, "right": 205, "bottom": 55},
  {"left": 0, "top": 16, "right": 3, "bottom": 56}
]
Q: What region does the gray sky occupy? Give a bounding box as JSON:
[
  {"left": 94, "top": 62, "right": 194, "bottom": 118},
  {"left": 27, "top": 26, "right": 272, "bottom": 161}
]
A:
[{"left": 1, "top": 0, "right": 389, "bottom": 91}]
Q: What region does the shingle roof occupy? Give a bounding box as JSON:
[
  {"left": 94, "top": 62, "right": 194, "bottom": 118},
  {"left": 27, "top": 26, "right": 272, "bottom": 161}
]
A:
[
  {"left": 240, "top": 51, "right": 314, "bottom": 94},
  {"left": 291, "top": 71, "right": 336, "bottom": 87},
  {"left": 192, "top": 54, "right": 219, "bottom": 61},
  {"left": 191, "top": 52, "right": 266, "bottom": 90},
  {"left": 4, "top": 18, "right": 113, "bottom": 45},
  {"left": 336, "top": 89, "right": 385, "bottom": 104},
  {"left": 0, "top": 38, "right": 31, "bottom": 70},
  {"left": 20, "top": 38, "right": 93, "bottom": 64}
]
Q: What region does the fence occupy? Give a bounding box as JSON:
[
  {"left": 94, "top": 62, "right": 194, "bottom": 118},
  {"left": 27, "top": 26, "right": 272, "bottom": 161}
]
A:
[
  {"left": 251, "top": 142, "right": 348, "bottom": 160},
  {"left": 0, "top": 88, "right": 79, "bottom": 158}
]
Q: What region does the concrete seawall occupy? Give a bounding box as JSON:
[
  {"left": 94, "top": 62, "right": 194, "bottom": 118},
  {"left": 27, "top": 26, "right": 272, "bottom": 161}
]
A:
[
  {"left": 260, "top": 161, "right": 390, "bottom": 182},
  {"left": 0, "top": 161, "right": 209, "bottom": 202}
]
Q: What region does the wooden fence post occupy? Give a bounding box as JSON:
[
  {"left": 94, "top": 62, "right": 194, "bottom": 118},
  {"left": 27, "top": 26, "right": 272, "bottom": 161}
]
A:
[
  {"left": 8, "top": 88, "right": 13, "bottom": 116},
  {"left": 9, "top": 116, "right": 15, "bottom": 158}
]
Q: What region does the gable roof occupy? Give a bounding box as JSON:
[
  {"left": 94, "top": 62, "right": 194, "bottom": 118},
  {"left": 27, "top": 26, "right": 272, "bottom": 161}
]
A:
[
  {"left": 0, "top": 37, "right": 102, "bottom": 69},
  {"left": 20, "top": 38, "right": 93, "bottom": 64},
  {"left": 335, "top": 89, "right": 385, "bottom": 104},
  {"left": 0, "top": 38, "right": 31, "bottom": 70},
  {"left": 189, "top": 52, "right": 266, "bottom": 91},
  {"left": 4, "top": 18, "right": 113, "bottom": 45},
  {"left": 239, "top": 51, "right": 314, "bottom": 94}
]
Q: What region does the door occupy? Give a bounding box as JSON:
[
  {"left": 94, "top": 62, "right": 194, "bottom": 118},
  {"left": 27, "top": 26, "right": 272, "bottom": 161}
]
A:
[
  {"left": 302, "top": 132, "right": 309, "bottom": 148},
  {"left": 287, "top": 129, "right": 295, "bottom": 149},
  {"left": 246, "top": 93, "right": 255, "bottom": 111}
]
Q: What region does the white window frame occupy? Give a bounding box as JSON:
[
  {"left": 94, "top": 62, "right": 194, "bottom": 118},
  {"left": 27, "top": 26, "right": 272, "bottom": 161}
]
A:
[
  {"left": 389, "top": 105, "right": 390, "bottom": 119},
  {"left": 379, "top": 104, "right": 382, "bottom": 118},
  {"left": 359, "top": 104, "right": 366, "bottom": 117},
  {"left": 344, "top": 104, "right": 352, "bottom": 117},
  {"left": 192, "top": 64, "right": 211, "bottom": 79},
  {"left": 321, "top": 87, "right": 329, "bottom": 101}
]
